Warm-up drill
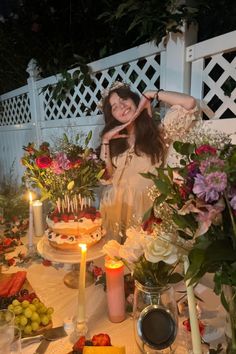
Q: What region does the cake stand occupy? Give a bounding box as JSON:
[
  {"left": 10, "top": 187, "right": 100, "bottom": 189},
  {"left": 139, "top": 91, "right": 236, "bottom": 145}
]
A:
[{"left": 37, "top": 235, "right": 106, "bottom": 288}]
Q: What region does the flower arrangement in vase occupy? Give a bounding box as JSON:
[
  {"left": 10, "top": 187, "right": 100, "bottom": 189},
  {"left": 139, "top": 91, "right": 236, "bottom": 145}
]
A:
[
  {"left": 142, "top": 123, "right": 236, "bottom": 352},
  {"left": 21, "top": 131, "right": 105, "bottom": 213}
]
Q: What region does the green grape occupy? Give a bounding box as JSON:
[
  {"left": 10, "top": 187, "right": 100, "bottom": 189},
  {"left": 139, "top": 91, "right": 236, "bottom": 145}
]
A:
[
  {"left": 32, "top": 298, "right": 40, "bottom": 305},
  {"left": 12, "top": 299, "right": 20, "bottom": 307},
  {"left": 14, "top": 316, "right": 20, "bottom": 325},
  {"left": 41, "top": 315, "right": 50, "bottom": 326},
  {"left": 47, "top": 307, "right": 54, "bottom": 315},
  {"left": 31, "top": 312, "right": 40, "bottom": 323},
  {"left": 38, "top": 305, "right": 47, "bottom": 314},
  {"left": 22, "top": 300, "right": 30, "bottom": 308},
  {"left": 13, "top": 305, "right": 23, "bottom": 315},
  {"left": 24, "top": 308, "right": 33, "bottom": 319},
  {"left": 19, "top": 315, "right": 28, "bottom": 327},
  {"left": 31, "top": 321, "right": 39, "bottom": 331},
  {"left": 8, "top": 304, "right": 14, "bottom": 312},
  {"left": 23, "top": 324, "right": 32, "bottom": 335},
  {"left": 29, "top": 304, "right": 36, "bottom": 312}
]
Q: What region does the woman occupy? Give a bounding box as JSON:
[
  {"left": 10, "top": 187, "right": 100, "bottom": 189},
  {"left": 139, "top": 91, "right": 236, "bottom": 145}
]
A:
[{"left": 99, "top": 82, "right": 197, "bottom": 242}]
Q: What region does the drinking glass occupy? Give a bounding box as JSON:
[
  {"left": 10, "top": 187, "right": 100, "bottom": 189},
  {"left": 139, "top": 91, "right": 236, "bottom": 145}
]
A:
[
  {"left": 0, "top": 309, "right": 15, "bottom": 352},
  {"left": 8, "top": 326, "right": 22, "bottom": 354}
]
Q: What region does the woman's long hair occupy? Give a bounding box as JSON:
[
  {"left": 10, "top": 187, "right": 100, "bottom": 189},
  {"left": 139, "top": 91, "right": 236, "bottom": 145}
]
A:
[{"left": 101, "top": 86, "right": 165, "bottom": 165}]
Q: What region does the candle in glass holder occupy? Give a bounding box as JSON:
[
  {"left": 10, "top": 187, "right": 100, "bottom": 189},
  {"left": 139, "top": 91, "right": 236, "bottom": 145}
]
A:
[
  {"left": 105, "top": 257, "right": 126, "bottom": 323},
  {"left": 77, "top": 244, "right": 87, "bottom": 323},
  {"left": 28, "top": 192, "right": 34, "bottom": 248},
  {"left": 32, "top": 200, "right": 44, "bottom": 237}
]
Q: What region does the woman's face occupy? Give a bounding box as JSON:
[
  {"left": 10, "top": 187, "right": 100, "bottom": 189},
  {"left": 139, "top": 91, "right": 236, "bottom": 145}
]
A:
[{"left": 109, "top": 92, "right": 137, "bottom": 123}]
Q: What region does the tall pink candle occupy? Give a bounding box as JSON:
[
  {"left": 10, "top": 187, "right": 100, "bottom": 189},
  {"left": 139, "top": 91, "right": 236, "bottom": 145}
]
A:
[{"left": 105, "top": 257, "right": 126, "bottom": 323}]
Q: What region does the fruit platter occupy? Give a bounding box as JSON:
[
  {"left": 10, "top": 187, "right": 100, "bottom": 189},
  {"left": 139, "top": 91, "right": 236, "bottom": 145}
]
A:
[{"left": 0, "top": 271, "right": 53, "bottom": 336}]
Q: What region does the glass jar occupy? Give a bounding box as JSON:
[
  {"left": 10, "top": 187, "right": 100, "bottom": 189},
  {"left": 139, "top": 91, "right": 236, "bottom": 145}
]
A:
[{"left": 133, "top": 280, "right": 178, "bottom": 354}]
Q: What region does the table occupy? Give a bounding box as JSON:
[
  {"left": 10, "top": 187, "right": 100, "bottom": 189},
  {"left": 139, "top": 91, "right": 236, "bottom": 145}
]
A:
[{"left": 2, "top": 236, "right": 227, "bottom": 354}]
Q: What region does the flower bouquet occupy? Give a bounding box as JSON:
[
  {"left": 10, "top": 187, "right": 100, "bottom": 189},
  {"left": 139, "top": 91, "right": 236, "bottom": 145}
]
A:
[
  {"left": 22, "top": 131, "right": 105, "bottom": 212},
  {"left": 142, "top": 124, "right": 236, "bottom": 352}
]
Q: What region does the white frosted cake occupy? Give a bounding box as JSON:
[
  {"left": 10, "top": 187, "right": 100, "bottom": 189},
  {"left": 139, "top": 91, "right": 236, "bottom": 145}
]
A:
[{"left": 46, "top": 207, "right": 103, "bottom": 251}]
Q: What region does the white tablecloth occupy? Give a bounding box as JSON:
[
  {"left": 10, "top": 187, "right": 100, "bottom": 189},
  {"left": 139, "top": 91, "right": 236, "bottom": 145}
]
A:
[{"left": 2, "top": 237, "right": 226, "bottom": 354}]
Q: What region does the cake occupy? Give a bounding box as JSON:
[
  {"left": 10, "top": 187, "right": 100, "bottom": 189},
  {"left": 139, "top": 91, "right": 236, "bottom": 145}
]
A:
[{"left": 46, "top": 207, "right": 103, "bottom": 251}]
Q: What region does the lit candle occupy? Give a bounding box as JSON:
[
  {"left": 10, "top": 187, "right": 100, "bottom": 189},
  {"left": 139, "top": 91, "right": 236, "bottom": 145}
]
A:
[
  {"left": 32, "top": 200, "right": 44, "bottom": 237},
  {"left": 183, "top": 256, "right": 202, "bottom": 354},
  {"left": 77, "top": 244, "right": 87, "bottom": 323},
  {"left": 28, "top": 192, "right": 34, "bottom": 248},
  {"left": 105, "top": 257, "right": 126, "bottom": 323}
]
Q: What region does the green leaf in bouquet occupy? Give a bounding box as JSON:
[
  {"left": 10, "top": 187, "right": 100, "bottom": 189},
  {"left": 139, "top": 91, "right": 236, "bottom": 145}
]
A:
[
  {"left": 167, "top": 165, "right": 173, "bottom": 179},
  {"left": 85, "top": 131, "right": 92, "bottom": 146},
  {"left": 173, "top": 141, "right": 195, "bottom": 156},
  {"left": 140, "top": 171, "right": 156, "bottom": 180},
  {"left": 96, "top": 168, "right": 105, "bottom": 180},
  {"left": 178, "top": 230, "right": 193, "bottom": 240},
  {"left": 154, "top": 193, "right": 167, "bottom": 206},
  {"left": 154, "top": 179, "right": 170, "bottom": 195}
]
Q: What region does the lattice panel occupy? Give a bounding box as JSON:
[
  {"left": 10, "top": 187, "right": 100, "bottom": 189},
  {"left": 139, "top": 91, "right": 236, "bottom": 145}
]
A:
[
  {"left": 0, "top": 93, "right": 31, "bottom": 126},
  {"left": 42, "top": 54, "right": 161, "bottom": 121},
  {"left": 202, "top": 51, "right": 236, "bottom": 119}
]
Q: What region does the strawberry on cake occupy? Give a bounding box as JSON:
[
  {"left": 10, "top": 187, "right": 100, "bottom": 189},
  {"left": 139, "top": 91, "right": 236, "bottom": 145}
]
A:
[{"left": 46, "top": 207, "right": 103, "bottom": 251}]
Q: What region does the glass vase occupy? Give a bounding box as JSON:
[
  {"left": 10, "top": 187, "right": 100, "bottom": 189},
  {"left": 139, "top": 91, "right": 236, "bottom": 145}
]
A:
[
  {"left": 223, "top": 285, "right": 236, "bottom": 354},
  {"left": 133, "top": 280, "right": 178, "bottom": 354}
]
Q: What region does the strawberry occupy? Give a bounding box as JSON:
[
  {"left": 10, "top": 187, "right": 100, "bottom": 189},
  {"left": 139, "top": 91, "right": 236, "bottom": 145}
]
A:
[
  {"left": 68, "top": 214, "right": 75, "bottom": 221},
  {"left": 73, "top": 336, "right": 86, "bottom": 350},
  {"left": 53, "top": 216, "right": 59, "bottom": 223},
  {"left": 91, "top": 333, "right": 111, "bottom": 346},
  {"left": 95, "top": 211, "right": 101, "bottom": 218},
  {"left": 61, "top": 214, "right": 69, "bottom": 222}
]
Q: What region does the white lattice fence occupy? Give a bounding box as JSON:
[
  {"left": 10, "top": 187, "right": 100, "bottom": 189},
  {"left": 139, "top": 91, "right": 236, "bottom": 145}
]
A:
[
  {"left": 0, "top": 85, "right": 31, "bottom": 126},
  {"left": 38, "top": 47, "right": 164, "bottom": 122},
  {"left": 188, "top": 30, "right": 236, "bottom": 120}
]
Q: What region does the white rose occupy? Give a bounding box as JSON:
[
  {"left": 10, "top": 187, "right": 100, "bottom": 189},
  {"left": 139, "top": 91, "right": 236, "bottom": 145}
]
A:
[
  {"left": 102, "top": 240, "right": 121, "bottom": 259},
  {"left": 144, "top": 237, "right": 178, "bottom": 265}
]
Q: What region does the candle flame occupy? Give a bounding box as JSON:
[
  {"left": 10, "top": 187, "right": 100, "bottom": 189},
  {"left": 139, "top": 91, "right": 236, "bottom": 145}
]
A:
[
  {"left": 79, "top": 243, "right": 87, "bottom": 252},
  {"left": 105, "top": 258, "right": 123, "bottom": 269},
  {"left": 29, "top": 191, "right": 33, "bottom": 203}
]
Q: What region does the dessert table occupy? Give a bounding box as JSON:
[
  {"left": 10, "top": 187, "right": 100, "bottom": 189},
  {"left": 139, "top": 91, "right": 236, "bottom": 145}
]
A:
[{"left": 1, "top": 235, "right": 227, "bottom": 354}]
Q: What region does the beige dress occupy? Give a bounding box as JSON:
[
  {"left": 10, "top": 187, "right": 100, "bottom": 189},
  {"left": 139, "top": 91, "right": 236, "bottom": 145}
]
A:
[{"left": 100, "top": 105, "right": 199, "bottom": 242}]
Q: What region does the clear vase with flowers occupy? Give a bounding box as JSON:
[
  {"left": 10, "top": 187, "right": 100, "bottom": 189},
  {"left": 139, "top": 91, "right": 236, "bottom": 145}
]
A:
[{"left": 103, "top": 224, "right": 184, "bottom": 353}]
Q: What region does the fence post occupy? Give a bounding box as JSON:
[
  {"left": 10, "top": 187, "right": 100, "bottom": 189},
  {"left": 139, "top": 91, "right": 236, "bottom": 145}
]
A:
[
  {"left": 26, "top": 59, "right": 42, "bottom": 146},
  {"left": 164, "top": 22, "right": 198, "bottom": 94}
]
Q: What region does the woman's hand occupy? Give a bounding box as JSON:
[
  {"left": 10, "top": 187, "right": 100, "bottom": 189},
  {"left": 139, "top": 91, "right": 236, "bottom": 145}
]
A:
[
  {"left": 102, "top": 121, "right": 130, "bottom": 143},
  {"left": 128, "top": 90, "right": 156, "bottom": 123}
]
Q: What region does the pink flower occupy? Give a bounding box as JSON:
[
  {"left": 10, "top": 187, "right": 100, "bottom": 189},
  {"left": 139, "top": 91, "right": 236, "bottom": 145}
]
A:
[
  {"left": 195, "top": 144, "right": 217, "bottom": 156},
  {"left": 36, "top": 156, "right": 52, "bottom": 169},
  {"left": 50, "top": 160, "right": 63, "bottom": 174},
  {"left": 193, "top": 172, "right": 227, "bottom": 202}
]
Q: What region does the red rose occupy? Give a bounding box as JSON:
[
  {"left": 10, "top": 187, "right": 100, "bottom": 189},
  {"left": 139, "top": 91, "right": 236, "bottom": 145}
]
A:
[
  {"left": 92, "top": 333, "right": 111, "bottom": 346},
  {"left": 36, "top": 156, "right": 52, "bottom": 169},
  {"left": 195, "top": 144, "right": 217, "bottom": 156},
  {"left": 3, "top": 238, "right": 12, "bottom": 247}
]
